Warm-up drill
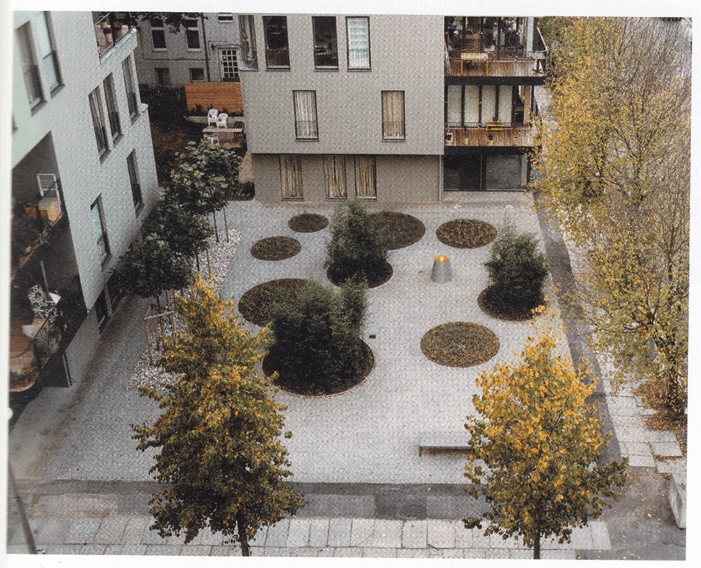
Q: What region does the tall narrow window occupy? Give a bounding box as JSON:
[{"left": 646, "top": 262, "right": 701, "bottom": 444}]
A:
[
  {"left": 264, "top": 16, "right": 290, "bottom": 69},
  {"left": 219, "top": 49, "right": 239, "bottom": 81},
  {"left": 189, "top": 68, "right": 205, "bottom": 82},
  {"left": 127, "top": 151, "right": 143, "bottom": 211},
  {"left": 382, "top": 91, "right": 405, "bottom": 140},
  {"left": 355, "top": 156, "right": 376, "bottom": 198},
  {"left": 218, "top": 13, "right": 234, "bottom": 23},
  {"left": 103, "top": 74, "right": 122, "bottom": 142},
  {"left": 89, "top": 87, "right": 108, "bottom": 157},
  {"left": 34, "top": 12, "right": 61, "bottom": 93},
  {"left": 122, "top": 56, "right": 138, "bottom": 118},
  {"left": 155, "top": 67, "right": 170, "bottom": 86},
  {"left": 313, "top": 17, "right": 338, "bottom": 69},
  {"left": 185, "top": 18, "right": 201, "bottom": 50},
  {"left": 280, "top": 156, "right": 302, "bottom": 199},
  {"left": 324, "top": 156, "right": 347, "bottom": 199},
  {"left": 293, "top": 91, "right": 318, "bottom": 140},
  {"left": 16, "top": 23, "right": 43, "bottom": 109},
  {"left": 239, "top": 15, "right": 258, "bottom": 69},
  {"left": 347, "top": 17, "right": 370, "bottom": 69},
  {"left": 91, "top": 197, "right": 111, "bottom": 266},
  {"left": 150, "top": 17, "right": 166, "bottom": 50}
]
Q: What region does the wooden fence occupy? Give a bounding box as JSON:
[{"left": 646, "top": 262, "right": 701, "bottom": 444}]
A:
[{"left": 184, "top": 82, "right": 243, "bottom": 115}]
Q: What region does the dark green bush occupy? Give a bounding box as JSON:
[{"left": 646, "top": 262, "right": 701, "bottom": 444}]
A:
[
  {"left": 325, "top": 200, "right": 389, "bottom": 284},
  {"left": 484, "top": 224, "right": 549, "bottom": 316},
  {"left": 268, "top": 277, "right": 367, "bottom": 391}
]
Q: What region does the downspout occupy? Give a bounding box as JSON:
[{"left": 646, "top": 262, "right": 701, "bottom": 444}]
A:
[{"left": 201, "top": 13, "right": 211, "bottom": 82}]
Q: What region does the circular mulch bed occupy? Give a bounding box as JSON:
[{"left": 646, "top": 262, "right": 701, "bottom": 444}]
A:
[
  {"left": 477, "top": 287, "right": 547, "bottom": 322},
  {"left": 327, "top": 261, "right": 393, "bottom": 289},
  {"left": 250, "top": 236, "right": 301, "bottom": 261},
  {"left": 370, "top": 212, "right": 426, "bottom": 250},
  {"left": 263, "top": 340, "right": 374, "bottom": 396},
  {"left": 288, "top": 213, "right": 329, "bottom": 233},
  {"left": 420, "top": 322, "right": 499, "bottom": 367},
  {"left": 238, "top": 278, "right": 309, "bottom": 326},
  {"left": 436, "top": 219, "right": 497, "bottom": 249}
]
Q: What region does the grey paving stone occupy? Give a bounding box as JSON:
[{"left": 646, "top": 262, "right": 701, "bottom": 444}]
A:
[
  {"left": 350, "top": 518, "right": 374, "bottom": 547},
  {"left": 210, "top": 545, "right": 234, "bottom": 556},
  {"left": 620, "top": 441, "right": 654, "bottom": 457},
  {"left": 328, "top": 518, "right": 352, "bottom": 547},
  {"left": 264, "top": 518, "right": 289, "bottom": 547},
  {"left": 471, "top": 528, "right": 491, "bottom": 548},
  {"left": 589, "top": 521, "right": 611, "bottom": 550},
  {"left": 6, "top": 544, "right": 30, "bottom": 554},
  {"left": 510, "top": 549, "right": 533, "bottom": 559},
  {"left": 65, "top": 517, "right": 101, "bottom": 544},
  {"left": 94, "top": 516, "right": 128, "bottom": 544},
  {"left": 441, "top": 549, "right": 465, "bottom": 558},
  {"left": 370, "top": 519, "right": 403, "bottom": 548},
  {"left": 192, "top": 526, "right": 224, "bottom": 545},
  {"left": 491, "top": 532, "right": 520, "bottom": 549},
  {"left": 464, "top": 548, "right": 489, "bottom": 558},
  {"left": 145, "top": 545, "right": 182, "bottom": 555},
  {"left": 287, "top": 518, "right": 311, "bottom": 547},
  {"left": 615, "top": 426, "right": 650, "bottom": 442},
  {"left": 611, "top": 414, "right": 644, "bottom": 428},
  {"left": 104, "top": 544, "right": 147, "bottom": 555},
  {"left": 166, "top": 532, "right": 187, "bottom": 545},
  {"left": 142, "top": 528, "right": 169, "bottom": 545},
  {"left": 650, "top": 442, "right": 682, "bottom": 458},
  {"left": 559, "top": 526, "right": 594, "bottom": 549},
  {"left": 309, "top": 518, "right": 329, "bottom": 547},
  {"left": 486, "top": 549, "right": 512, "bottom": 559},
  {"left": 290, "top": 547, "right": 320, "bottom": 557},
  {"left": 334, "top": 547, "right": 363, "bottom": 557},
  {"left": 427, "top": 519, "right": 455, "bottom": 548},
  {"left": 541, "top": 549, "right": 577, "bottom": 559},
  {"left": 262, "top": 547, "right": 290, "bottom": 557},
  {"left": 429, "top": 548, "right": 444, "bottom": 558},
  {"left": 46, "top": 544, "right": 107, "bottom": 555},
  {"left": 8, "top": 517, "right": 43, "bottom": 546},
  {"left": 629, "top": 454, "right": 657, "bottom": 467},
  {"left": 397, "top": 548, "right": 431, "bottom": 558},
  {"left": 317, "top": 547, "right": 335, "bottom": 557},
  {"left": 656, "top": 459, "right": 687, "bottom": 474},
  {"left": 607, "top": 397, "right": 640, "bottom": 416},
  {"left": 120, "top": 517, "right": 151, "bottom": 544},
  {"left": 364, "top": 547, "right": 397, "bottom": 557},
  {"left": 34, "top": 518, "right": 72, "bottom": 545},
  {"left": 402, "top": 519, "right": 427, "bottom": 548},
  {"left": 249, "top": 525, "right": 268, "bottom": 546},
  {"left": 181, "top": 545, "right": 213, "bottom": 555},
  {"left": 454, "top": 520, "right": 473, "bottom": 548}
]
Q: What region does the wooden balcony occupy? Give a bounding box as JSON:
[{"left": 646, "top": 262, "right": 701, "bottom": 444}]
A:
[
  {"left": 445, "top": 123, "right": 536, "bottom": 148},
  {"left": 446, "top": 52, "right": 546, "bottom": 78}
]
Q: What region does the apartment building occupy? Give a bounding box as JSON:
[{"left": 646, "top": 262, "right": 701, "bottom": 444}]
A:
[
  {"left": 10, "top": 12, "right": 160, "bottom": 391},
  {"left": 238, "top": 14, "right": 546, "bottom": 202}
]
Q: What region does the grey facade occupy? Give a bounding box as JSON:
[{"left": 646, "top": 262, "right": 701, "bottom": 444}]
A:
[{"left": 11, "top": 12, "right": 160, "bottom": 386}]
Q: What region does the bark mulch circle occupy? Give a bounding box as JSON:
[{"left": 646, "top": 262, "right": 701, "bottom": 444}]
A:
[
  {"left": 288, "top": 213, "right": 329, "bottom": 233},
  {"left": 238, "top": 278, "right": 309, "bottom": 327},
  {"left": 369, "top": 211, "right": 426, "bottom": 250},
  {"left": 436, "top": 219, "right": 497, "bottom": 249},
  {"left": 421, "top": 322, "right": 500, "bottom": 367},
  {"left": 263, "top": 340, "right": 374, "bottom": 396},
  {"left": 250, "top": 236, "right": 301, "bottom": 261},
  {"left": 327, "top": 261, "right": 393, "bottom": 289},
  {"left": 478, "top": 287, "right": 547, "bottom": 322}
]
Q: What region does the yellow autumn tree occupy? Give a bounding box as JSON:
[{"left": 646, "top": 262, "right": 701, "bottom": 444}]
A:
[
  {"left": 534, "top": 17, "right": 690, "bottom": 416},
  {"left": 463, "top": 310, "right": 627, "bottom": 559}
]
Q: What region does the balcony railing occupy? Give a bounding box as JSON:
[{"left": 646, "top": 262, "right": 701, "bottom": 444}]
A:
[
  {"left": 93, "top": 12, "right": 135, "bottom": 58},
  {"left": 445, "top": 122, "right": 536, "bottom": 148}
]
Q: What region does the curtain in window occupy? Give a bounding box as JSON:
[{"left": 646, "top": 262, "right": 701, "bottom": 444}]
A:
[
  {"left": 324, "top": 156, "right": 347, "bottom": 198},
  {"left": 464, "top": 85, "right": 480, "bottom": 125},
  {"left": 355, "top": 156, "right": 376, "bottom": 198},
  {"left": 34, "top": 13, "right": 59, "bottom": 90},
  {"left": 480, "top": 85, "right": 497, "bottom": 125},
  {"left": 382, "top": 91, "right": 405, "bottom": 139},
  {"left": 347, "top": 17, "right": 370, "bottom": 68},
  {"left": 293, "top": 91, "right": 318, "bottom": 139},
  {"left": 281, "top": 156, "right": 302, "bottom": 198}
]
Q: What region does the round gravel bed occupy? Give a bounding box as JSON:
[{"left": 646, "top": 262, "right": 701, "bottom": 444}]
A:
[
  {"left": 250, "top": 236, "right": 301, "bottom": 261},
  {"left": 369, "top": 211, "right": 426, "bottom": 250},
  {"left": 478, "top": 286, "right": 547, "bottom": 321},
  {"left": 436, "top": 219, "right": 497, "bottom": 249},
  {"left": 288, "top": 213, "right": 329, "bottom": 233},
  {"left": 421, "top": 322, "right": 499, "bottom": 367},
  {"left": 238, "top": 278, "right": 309, "bottom": 327},
  {"left": 327, "top": 261, "right": 393, "bottom": 289}
]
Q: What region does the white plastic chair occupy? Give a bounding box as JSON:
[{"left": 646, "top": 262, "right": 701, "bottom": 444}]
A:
[
  {"left": 216, "top": 113, "right": 228, "bottom": 129},
  {"left": 208, "top": 109, "right": 219, "bottom": 127},
  {"left": 208, "top": 134, "right": 219, "bottom": 146}
]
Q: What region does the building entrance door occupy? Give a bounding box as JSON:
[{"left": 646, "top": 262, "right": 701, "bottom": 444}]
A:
[
  {"left": 219, "top": 49, "right": 239, "bottom": 82},
  {"left": 444, "top": 155, "right": 485, "bottom": 191}
]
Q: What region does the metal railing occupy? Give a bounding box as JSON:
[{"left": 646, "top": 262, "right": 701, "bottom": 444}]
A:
[{"left": 93, "top": 13, "right": 134, "bottom": 58}]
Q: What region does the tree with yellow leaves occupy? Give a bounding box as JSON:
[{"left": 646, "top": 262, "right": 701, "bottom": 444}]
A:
[
  {"left": 534, "top": 18, "right": 690, "bottom": 416},
  {"left": 463, "top": 311, "right": 627, "bottom": 559},
  {"left": 132, "top": 276, "right": 304, "bottom": 555}
]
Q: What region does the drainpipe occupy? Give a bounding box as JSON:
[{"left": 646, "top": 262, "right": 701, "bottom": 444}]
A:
[{"left": 201, "top": 13, "right": 211, "bottom": 82}]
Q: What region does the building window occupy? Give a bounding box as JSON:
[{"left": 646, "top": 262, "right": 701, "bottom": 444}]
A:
[
  {"left": 127, "top": 151, "right": 143, "bottom": 211},
  {"left": 313, "top": 16, "right": 338, "bottom": 69},
  {"left": 324, "top": 156, "right": 347, "bottom": 199},
  {"left": 239, "top": 15, "right": 258, "bottom": 70},
  {"left": 94, "top": 289, "right": 110, "bottom": 332},
  {"left": 264, "top": 16, "right": 290, "bottom": 69},
  {"left": 280, "top": 156, "right": 302, "bottom": 199},
  {"left": 91, "top": 197, "right": 111, "bottom": 266},
  {"left": 16, "top": 23, "right": 43, "bottom": 109},
  {"left": 293, "top": 91, "right": 319, "bottom": 140},
  {"left": 185, "top": 18, "right": 201, "bottom": 51},
  {"left": 155, "top": 67, "right": 171, "bottom": 86},
  {"left": 34, "top": 12, "right": 61, "bottom": 93},
  {"left": 189, "top": 68, "right": 205, "bottom": 82},
  {"left": 150, "top": 17, "right": 166, "bottom": 50},
  {"left": 355, "top": 156, "right": 376, "bottom": 198},
  {"left": 88, "top": 87, "right": 109, "bottom": 157},
  {"left": 103, "top": 74, "right": 122, "bottom": 142},
  {"left": 382, "top": 91, "right": 405, "bottom": 140},
  {"left": 218, "top": 13, "right": 234, "bottom": 23},
  {"left": 122, "top": 56, "right": 138, "bottom": 118},
  {"left": 347, "top": 17, "right": 370, "bottom": 69},
  {"left": 219, "top": 49, "right": 239, "bottom": 81}
]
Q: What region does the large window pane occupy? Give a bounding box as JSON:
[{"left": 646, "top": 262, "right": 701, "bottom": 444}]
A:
[
  {"left": 280, "top": 156, "right": 302, "bottom": 198},
  {"left": 16, "top": 24, "right": 43, "bottom": 108},
  {"left": 355, "top": 156, "right": 376, "bottom": 198},
  {"left": 89, "top": 87, "right": 108, "bottom": 156},
  {"left": 239, "top": 15, "right": 258, "bottom": 69},
  {"left": 122, "top": 56, "right": 138, "bottom": 117},
  {"left": 264, "top": 16, "right": 290, "bottom": 69},
  {"left": 127, "top": 151, "right": 143, "bottom": 210},
  {"left": 347, "top": 17, "right": 370, "bottom": 69},
  {"left": 103, "top": 74, "right": 122, "bottom": 141},
  {"left": 150, "top": 18, "right": 166, "bottom": 50},
  {"left": 293, "top": 91, "right": 318, "bottom": 140},
  {"left": 382, "top": 91, "right": 405, "bottom": 140},
  {"left": 91, "top": 197, "right": 110, "bottom": 264},
  {"left": 185, "top": 19, "right": 201, "bottom": 50},
  {"left": 313, "top": 17, "right": 338, "bottom": 69},
  {"left": 34, "top": 13, "right": 61, "bottom": 92}
]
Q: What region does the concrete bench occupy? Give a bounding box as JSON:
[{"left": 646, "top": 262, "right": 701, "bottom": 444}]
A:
[{"left": 418, "top": 432, "right": 472, "bottom": 456}]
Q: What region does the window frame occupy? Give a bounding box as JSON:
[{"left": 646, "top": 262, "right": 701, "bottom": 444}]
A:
[
  {"left": 88, "top": 87, "right": 109, "bottom": 158},
  {"left": 280, "top": 155, "right": 303, "bottom": 199},
  {"left": 16, "top": 23, "right": 44, "bottom": 110},
  {"left": 127, "top": 150, "right": 143, "bottom": 213},
  {"left": 313, "top": 16, "right": 339, "bottom": 70},
  {"left": 239, "top": 15, "right": 258, "bottom": 70},
  {"left": 293, "top": 90, "right": 319, "bottom": 141},
  {"left": 90, "top": 196, "right": 111, "bottom": 267},
  {"left": 189, "top": 67, "right": 205, "bottom": 82},
  {"left": 155, "top": 67, "right": 171, "bottom": 86},
  {"left": 184, "top": 18, "right": 201, "bottom": 51},
  {"left": 34, "top": 12, "right": 62, "bottom": 94},
  {"left": 218, "top": 13, "right": 235, "bottom": 23},
  {"left": 103, "top": 74, "right": 122, "bottom": 143},
  {"left": 381, "top": 90, "right": 406, "bottom": 140},
  {"left": 346, "top": 17, "right": 371, "bottom": 70},
  {"left": 263, "top": 16, "right": 290, "bottom": 70},
  {"left": 122, "top": 56, "right": 139, "bottom": 118},
  {"left": 150, "top": 17, "right": 167, "bottom": 51},
  {"left": 219, "top": 48, "right": 239, "bottom": 81}
]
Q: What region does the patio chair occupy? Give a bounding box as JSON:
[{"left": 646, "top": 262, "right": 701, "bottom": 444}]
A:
[
  {"left": 216, "top": 113, "right": 228, "bottom": 129},
  {"left": 208, "top": 134, "right": 219, "bottom": 146},
  {"left": 207, "top": 109, "right": 219, "bottom": 128}
]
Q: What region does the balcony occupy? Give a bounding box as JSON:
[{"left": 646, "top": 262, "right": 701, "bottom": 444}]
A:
[
  {"left": 93, "top": 12, "right": 136, "bottom": 58},
  {"left": 445, "top": 122, "right": 536, "bottom": 148}
]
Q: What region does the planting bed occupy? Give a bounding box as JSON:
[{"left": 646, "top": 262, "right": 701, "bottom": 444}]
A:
[
  {"left": 370, "top": 211, "right": 426, "bottom": 250},
  {"left": 436, "top": 219, "right": 497, "bottom": 249},
  {"left": 238, "top": 278, "right": 309, "bottom": 327},
  {"left": 421, "top": 322, "right": 499, "bottom": 367},
  {"left": 288, "top": 213, "right": 329, "bottom": 233},
  {"left": 250, "top": 236, "right": 301, "bottom": 261}
]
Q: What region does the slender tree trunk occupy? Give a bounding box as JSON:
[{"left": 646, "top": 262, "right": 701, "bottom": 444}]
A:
[
  {"left": 212, "top": 210, "right": 219, "bottom": 243},
  {"left": 534, "top": 532, "right": 541, "bottom": 560},
  {"left": 236, "top": 513, "right": 250, "bottom": 556}
]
